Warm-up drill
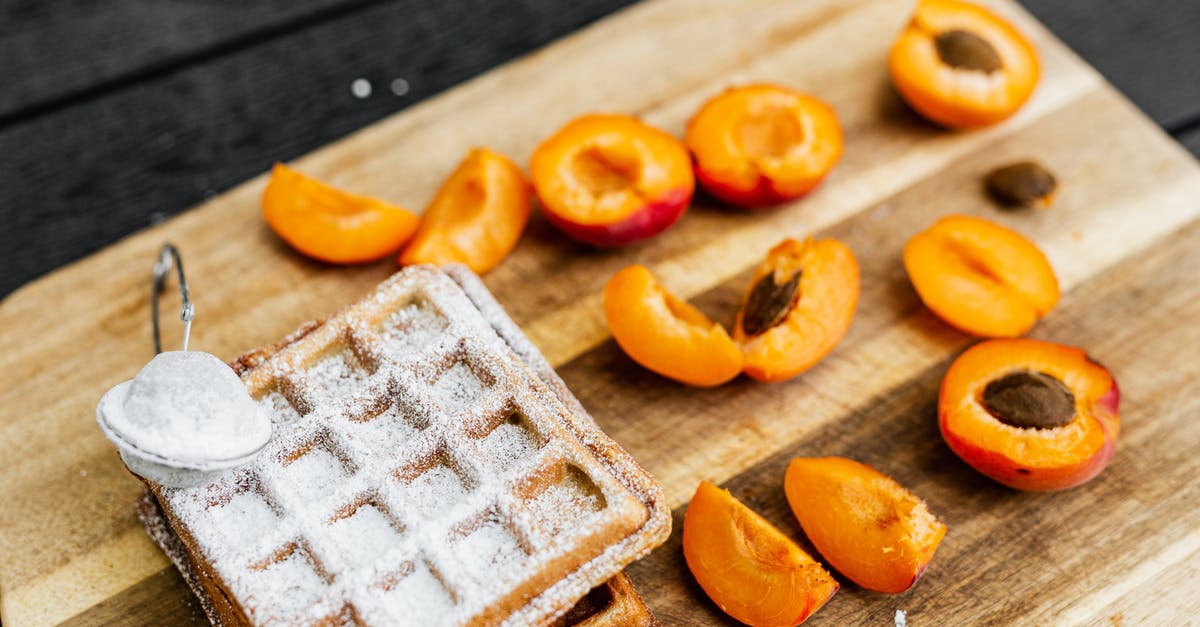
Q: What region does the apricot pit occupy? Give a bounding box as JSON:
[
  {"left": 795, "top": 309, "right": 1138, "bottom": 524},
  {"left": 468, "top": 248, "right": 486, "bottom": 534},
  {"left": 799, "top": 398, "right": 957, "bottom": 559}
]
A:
[
  {"left": 986, "top": 161, "right": 1057, "bottom": 208},
  {"left": 981, "top": 370, "right": 1075, "bottom": 429}
]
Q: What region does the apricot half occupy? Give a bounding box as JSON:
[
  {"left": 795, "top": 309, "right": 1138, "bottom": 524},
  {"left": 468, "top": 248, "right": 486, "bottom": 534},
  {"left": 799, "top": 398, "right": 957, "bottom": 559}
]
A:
[
  {"left": 734, "top": 238, "right": 860, "bottom": 382},
  {"left": 785, "top": 457, "right": 946, "bottom": 594},
  {"left": 530, "top": 114, "right": 694, "bottom": 247},
  {"left": 889, "top": 0, "right": 1039, "bottom": 128},
  {"left": 684, "top": 481, "right": 838, "bottom": 626},
  {"left": 262, "top": 163, "right": 420, "bottom": 264},
  {"left": 686, "top": 85, "right": 843, "bottom": 208},
  {"left": 399, "top": 148, "right": 531, "bottom": 274},
  {"left": 604, "top": 265, "right": 742, "bottom": 387},
  {"left": 940, "top": 338, "right": 1120, "bottom": 491},
  {"left": 904, "top": 214, "right": 1058, "bottom": 337}
]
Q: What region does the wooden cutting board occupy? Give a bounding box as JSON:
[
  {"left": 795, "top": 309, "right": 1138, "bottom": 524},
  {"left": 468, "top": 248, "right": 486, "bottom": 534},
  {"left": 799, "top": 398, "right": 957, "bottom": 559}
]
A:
[{"left": 4, "top": 0, "right": 1200, "bottom": 624}]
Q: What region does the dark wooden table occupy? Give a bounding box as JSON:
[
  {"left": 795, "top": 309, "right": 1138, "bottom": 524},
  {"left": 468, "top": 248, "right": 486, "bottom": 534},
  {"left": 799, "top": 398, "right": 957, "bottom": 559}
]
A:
[{"left": 2, "top": 0, "right": 1198, "bottom": 301}]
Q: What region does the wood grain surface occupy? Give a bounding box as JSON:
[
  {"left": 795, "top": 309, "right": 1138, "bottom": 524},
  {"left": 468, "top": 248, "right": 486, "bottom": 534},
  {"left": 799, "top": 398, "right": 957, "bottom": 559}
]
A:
[{"left": 2, "top": 0, "right": 1200, "bottom": 624}]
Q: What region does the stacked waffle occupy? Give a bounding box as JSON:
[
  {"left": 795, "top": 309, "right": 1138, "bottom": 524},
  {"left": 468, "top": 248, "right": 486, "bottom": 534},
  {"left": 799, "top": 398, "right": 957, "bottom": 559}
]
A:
[{"left": 138, "top": 265, "right": 669, "bottom": 625}]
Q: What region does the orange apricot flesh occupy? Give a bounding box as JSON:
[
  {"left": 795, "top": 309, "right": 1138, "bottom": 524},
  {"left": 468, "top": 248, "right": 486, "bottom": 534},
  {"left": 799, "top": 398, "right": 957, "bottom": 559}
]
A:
[
  {"left": 399, "top": 147, "right": 531, "bottom": 274},
  {"left": 940, "top": 338, "right": 1120, "bottom": 491},
  {"left": 686, "top": 84, "right": 843, "bottom": 208},
  {"left": 684, "top": 481, "right": 838, "bottom": 626},
  {"left": 785, "top": 457, "right": 946, "bottom": 594},
  {"left": 904, "top": 214, "right": 1058, "bottom": 337},
  {"left": 734, "top": 238, "right": 860, "bottom": 382},
  {"left": 604, "top": 265, "right": 742, "bottom": 387},
  {"left": 889, "top": 0, "right": 1040, "bottom": 128},
  {"left": 262, "top": 163, "right": 420, "bottom": 264},
  {"left": 530, "top": 114, "right": 693, "bottom": 247}
]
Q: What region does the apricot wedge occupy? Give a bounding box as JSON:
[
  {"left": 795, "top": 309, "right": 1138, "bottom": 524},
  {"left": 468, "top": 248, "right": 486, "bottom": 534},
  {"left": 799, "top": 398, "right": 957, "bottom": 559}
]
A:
[
  {"left": 262, "top": 163, "right": 420, "bottom": 264},
  {"left": 604, "top": 265, "right": 742, "bottom": 387},
  {"left": 940, "top": 338, "right": 1120, "bottom": 491},
  {"left": 785, "top": 457, "right": 946, "bottom": 594},
  {"left": 399, "top": 147, "right": 531, "bottom": 274},
  {"left": 684, "top": 481, "right": 838, "bottom": 626}
]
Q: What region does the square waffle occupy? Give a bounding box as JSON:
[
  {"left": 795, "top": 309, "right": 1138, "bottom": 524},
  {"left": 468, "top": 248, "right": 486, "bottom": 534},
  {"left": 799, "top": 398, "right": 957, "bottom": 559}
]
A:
[{"left": 141, "top": 264, "right": 670, "bottom": 625}]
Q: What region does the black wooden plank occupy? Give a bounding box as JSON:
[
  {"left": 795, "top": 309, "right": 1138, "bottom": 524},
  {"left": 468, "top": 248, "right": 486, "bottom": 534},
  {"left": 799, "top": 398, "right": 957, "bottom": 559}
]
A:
[
  {"left": 1018, "top": 0, "right": 1200, "bottom": 131},
  {"left": 0, "top": 0, "right": 370, "bottom": 120},
  {"left": 0, "top": 0, "right": 637, "bottom": 299},
  {"left": 1181, "top": 125, "right": 1200, "bottom": 159}
]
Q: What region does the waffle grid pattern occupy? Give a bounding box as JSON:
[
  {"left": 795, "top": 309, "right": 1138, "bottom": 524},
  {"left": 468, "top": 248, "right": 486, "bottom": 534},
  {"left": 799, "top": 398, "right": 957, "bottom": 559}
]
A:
[{"left": 156, "top": 266, "right": 658, "bottom": 626}]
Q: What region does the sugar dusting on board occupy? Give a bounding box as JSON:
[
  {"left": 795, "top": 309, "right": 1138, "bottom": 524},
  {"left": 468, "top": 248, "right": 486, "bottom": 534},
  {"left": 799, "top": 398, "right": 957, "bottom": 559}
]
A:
[{"left": 146, "top": 265, "right": 668, "bottom": 626}]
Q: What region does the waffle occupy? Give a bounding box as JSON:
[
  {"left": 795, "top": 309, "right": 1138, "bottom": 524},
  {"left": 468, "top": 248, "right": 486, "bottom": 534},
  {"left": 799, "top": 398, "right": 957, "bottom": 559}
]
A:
[{"left": 140, "top": 264, "right": 670, "bottom": 626}]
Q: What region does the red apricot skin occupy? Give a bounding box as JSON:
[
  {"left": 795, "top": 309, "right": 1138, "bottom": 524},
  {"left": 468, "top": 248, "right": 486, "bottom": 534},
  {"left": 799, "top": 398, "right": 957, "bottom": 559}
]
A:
[{"left": 541, "top": 187, "right": 691, "bottom": 248}]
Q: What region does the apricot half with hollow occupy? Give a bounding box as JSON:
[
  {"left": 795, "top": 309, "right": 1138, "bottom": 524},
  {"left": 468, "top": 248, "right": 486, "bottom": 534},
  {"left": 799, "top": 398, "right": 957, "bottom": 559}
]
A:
[
  {"left": 734, "top": 238, "right": 860, "bottom": 382},
  {"left": 904, "top": 214, "right": 1058, "bottom": 337},
  {"left": 530, "top": 114, "right": 693, "bottom": 247},
  {"left": 785, "top": 457, "right": 946, "bottom": 594},
  {"left": 940, "top": 338, "right": 1120, "bottom": 491},
  {"left": 604, "top": 265, "right": 742, "bottom": 387},
  {"left": 684, "top": 481, "right": 838, "bottom": 626},
  {"left": 686, "top": 84, "right": 843, "bottom": 208}
]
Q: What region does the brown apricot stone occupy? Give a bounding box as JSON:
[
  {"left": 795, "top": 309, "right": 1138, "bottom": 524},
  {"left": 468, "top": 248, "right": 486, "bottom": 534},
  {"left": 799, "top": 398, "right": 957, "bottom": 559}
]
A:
[
  {"left": 935, "top": 29, "right": 1003, "bottom": 73},
  {"left": 982, "top": 370, "right": 1076, "bottom": 429},
  {"left": 741, "top": 270, "right": 801, "bottom": 336},
  {"left": 986, "top": 161, "right": 1057, "bottom": 208}
]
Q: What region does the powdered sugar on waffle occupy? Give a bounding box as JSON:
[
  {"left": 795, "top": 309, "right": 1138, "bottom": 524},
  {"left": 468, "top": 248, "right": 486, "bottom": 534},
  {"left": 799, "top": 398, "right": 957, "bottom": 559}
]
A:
[{"left": 151, "top": 265, "right": 669, "bottom": 626}]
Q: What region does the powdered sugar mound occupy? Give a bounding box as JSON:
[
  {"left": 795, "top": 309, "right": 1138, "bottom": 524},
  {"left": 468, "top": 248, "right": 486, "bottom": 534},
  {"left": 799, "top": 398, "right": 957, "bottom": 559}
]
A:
[
  {"left": 207, "top": 490, "right": 279, "bottom": 548},
  {"left": 431, "top": 362, "right": 487, "bottom": 416},
  {"left": 403, "top": 462, "right": 470, "bottom": 519},
  {"left": 378, "top": 561, "right": 454, "bottom": 622},
  {"left": 330, "top": 504, "right": 403, "bottom": 566},
  {"left": 453, "top": 516, "right": 528, "bottom": 587},
  {"left": 478, "top": 416, "right": 541, "bottom": 471},
  {"left": 381, "top": 303, "right": 448, "bottom": 354},
  {"left": 275, "top": 446, "right": 349, "bottom": 505},
  {"left": 107, "top": 351, "right": 270, "bottom": 462}
]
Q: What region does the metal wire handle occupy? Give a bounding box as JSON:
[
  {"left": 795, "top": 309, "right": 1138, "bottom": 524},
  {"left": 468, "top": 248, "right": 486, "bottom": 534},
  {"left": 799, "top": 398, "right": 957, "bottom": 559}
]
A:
[{"left": 151, "top": 243, "right": 194, "bottom": 354}]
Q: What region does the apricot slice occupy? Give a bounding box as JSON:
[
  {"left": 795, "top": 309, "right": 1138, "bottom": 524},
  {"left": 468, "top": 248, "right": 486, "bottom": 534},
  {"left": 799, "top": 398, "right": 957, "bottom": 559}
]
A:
[
  {"left": 734, "top": 238, "right": 860, "bottom": 382},
  {"left": 684, "top": 481, "right": 838, "bottom": 626},
  {"left": 399, "top": 148, "right": 531, "bottom": 274},
  {"left": 604, "top": 265, "right": 742, "bottom": 387},
  {"left": 262, "top": 163, "right": 420, "bottom": 264},
  {"left": 940, "top": 338, "right": 1120, "bottom": 491},
  {"left": 889, "top": 0, "right": 1040, "bottom": 128},
  {"left": 530, "top": 114, "right": 694, "bottom": 247},
  {"left": 904, "top": 214, "right": 1058, "bottom": 337},
  {"left": 784, "top": 457, "right": 946, "bottom": 594},
  {"left": 685, "top": 84, "right": 843, "bottom": 208}
]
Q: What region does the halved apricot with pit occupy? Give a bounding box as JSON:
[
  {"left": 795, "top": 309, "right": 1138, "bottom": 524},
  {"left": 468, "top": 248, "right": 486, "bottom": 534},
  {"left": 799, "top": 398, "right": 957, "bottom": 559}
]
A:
[
  {"left": 734, "top": 238, "right": 860, "bottom": 382},
  {"left": 904, "top": 214, "right": 1058, "bottom": 337},
  {"left": 684, "top": 481, "right": 838, "bottom": 626},
  {"left": 940, "top": 338, "right": 1119, "bottom": 491},
  {"left": 785, "top": 457, "right": 946, "bottom": 594},
  {"left": 686, "top": 85, "right": 843, "bottom": 208},
  {"left": 604, "top": 265, "right": 742, "bottom": 387},
  {"left": 530, "top": 114, "right": 694, "bottom": 247},
  {"left": 262, "top": 163, "right": 420, "bottom": 264},
  {"left": 399, "top": 148, "right": 531, "bottom": 274},
  {"left": 889, "top": 0, "right": 1039, "bottom": 128}
]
